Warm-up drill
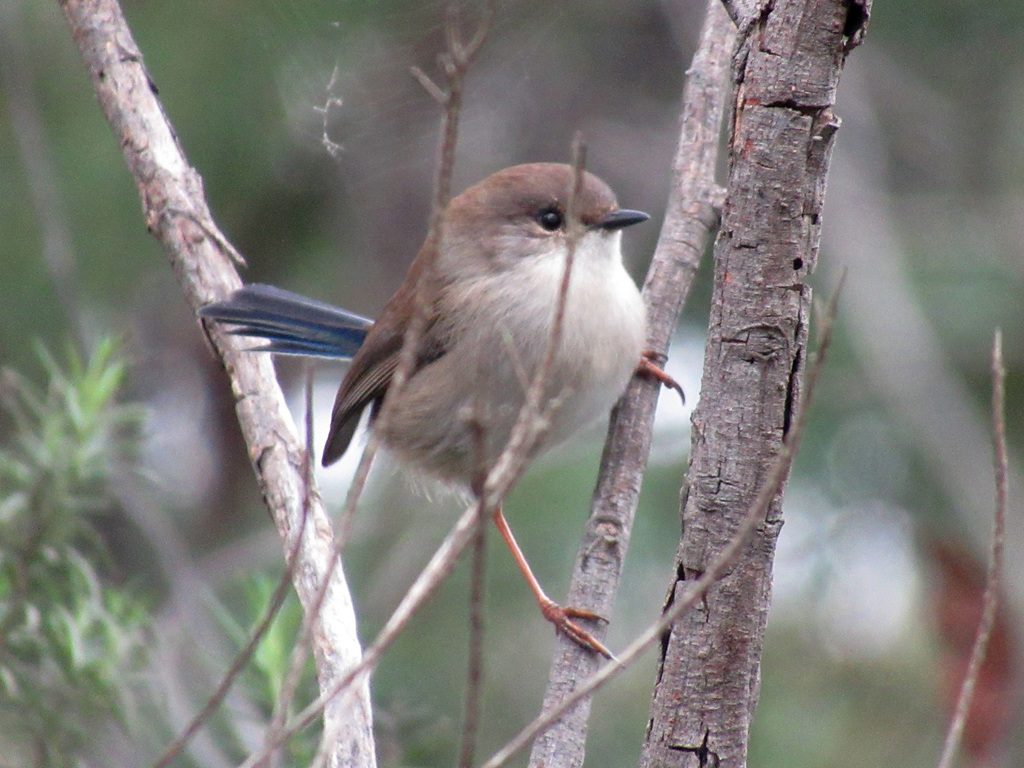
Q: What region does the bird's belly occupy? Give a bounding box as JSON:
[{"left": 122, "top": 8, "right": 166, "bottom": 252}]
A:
[
  {"left": 543, "top": 267, "right": 646, "bottom": 446},
  {"left": 381, "top": 258, "right": 646, "bottom": 484}
]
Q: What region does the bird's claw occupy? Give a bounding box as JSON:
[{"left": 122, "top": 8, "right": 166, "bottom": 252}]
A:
[
  {"left": 638, "top": 350, "right": 685, "bottom": 406},
  {"left": 539, "top": 599, "right": 617, "bottom": 661}
]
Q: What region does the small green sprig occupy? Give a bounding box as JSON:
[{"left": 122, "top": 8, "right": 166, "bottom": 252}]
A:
[{"left": 0, "top": 339, "right": 148, "bottom": 767}]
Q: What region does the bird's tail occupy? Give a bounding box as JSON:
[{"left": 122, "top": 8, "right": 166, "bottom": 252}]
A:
[{"left": 199, "top": 283, "right": 372, "bottom": 359}]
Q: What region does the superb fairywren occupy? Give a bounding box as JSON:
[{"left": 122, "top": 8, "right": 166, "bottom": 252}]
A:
[{"left": 201, "top": 163, "right": 679, "bottom": 657}]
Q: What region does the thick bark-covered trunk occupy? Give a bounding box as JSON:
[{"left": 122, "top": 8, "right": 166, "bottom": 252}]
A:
[{"left": 640, "top": 1, "right": 869, "bottom": 766}]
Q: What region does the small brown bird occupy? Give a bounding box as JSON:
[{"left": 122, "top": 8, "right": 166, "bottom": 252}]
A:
[{"left": 201, "top": 163, "right": 679, "bottom": 657}]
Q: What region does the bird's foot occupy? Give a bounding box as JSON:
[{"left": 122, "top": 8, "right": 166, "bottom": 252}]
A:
[
  {"left": 638, "top": 350, "right": 685, "bottom": 406},
  {"left": 538, "top": 598, "right": 616, "bottom": 661}
]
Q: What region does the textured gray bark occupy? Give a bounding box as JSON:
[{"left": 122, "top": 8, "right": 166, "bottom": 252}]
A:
[{"left": 639, "top": 1, "right": 870, "bottom": 767}]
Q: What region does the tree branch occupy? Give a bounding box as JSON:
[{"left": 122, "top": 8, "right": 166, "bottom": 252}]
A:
[
  {"left": 528, "top": 2, "right": 735, "bottom": 766},
  {"left": 58, "top": 2, "right": 374, "bottom": 766},
  {"left": 639, "top": 1, "right": 869, "bottom": 766},
  {"left": 937, "top": 330, "right": 1008, "bottom": 768}
]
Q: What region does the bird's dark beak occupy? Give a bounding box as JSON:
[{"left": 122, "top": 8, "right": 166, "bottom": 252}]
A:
[{"left": 598, "top": 208, "right": 650, "bottom": 231}]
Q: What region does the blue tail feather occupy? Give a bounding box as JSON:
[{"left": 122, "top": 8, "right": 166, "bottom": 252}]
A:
[{"left": 199, "top": 283, "right": 372, "bottom": 360}]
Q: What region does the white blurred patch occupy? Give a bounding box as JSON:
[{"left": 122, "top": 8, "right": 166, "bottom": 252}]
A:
[
  {"left": 141, "top": 362, "right": 217, "bottom": 511},
  {"left": 283, "top": 371, "right": 367, "bottom": 500},
  {"left": 649, "top": 329, "right": 703, "bottom": 464},
  {"left": 774, "top": 487, "right": 921, "bottom": 658}
]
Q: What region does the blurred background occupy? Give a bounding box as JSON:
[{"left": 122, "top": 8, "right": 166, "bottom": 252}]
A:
[{"left": 1, "top": 0, "right": 1022, "bottom": 766}]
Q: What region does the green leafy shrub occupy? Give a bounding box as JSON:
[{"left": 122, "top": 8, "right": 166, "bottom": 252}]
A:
[{"left": 0, "top": 339, "right": 149, "bottom": 767}]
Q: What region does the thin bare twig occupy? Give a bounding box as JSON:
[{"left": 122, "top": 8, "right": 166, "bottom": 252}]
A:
[
  {"left": 936, "top": 329, "right": 1008, "bottom": 768},
  {"left": 315, "top": 64, "right": 344, "bottom": 161},
  {"left": 482, "top": 277, "right": 844, "bottom": 768},
  {"left": 457, "top": 390, "right": 493, "bottom": 768},
  {"left": 337, "top": 2, "right": 494, "bottom": 548},
  {"left": 258, "top": 363, "right": 321, "bottom": 768},
  {"left": 458, "top": 132, "right": 585, "bottom": 768},
  {"left": 480, "top": 136, "right": 587, "bottom": 507},
  {"left": 236, "top": 9, "right": 500, "bottom": 763},
  {"left": 457, "top": 522, "right": 488, "bottom": 768},
  {"left": 236, "top": 11, "right": 496, "bottom": 766}
]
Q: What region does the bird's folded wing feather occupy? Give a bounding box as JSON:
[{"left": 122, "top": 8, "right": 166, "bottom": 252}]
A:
[{"left": 322, "top": 277, "right": 449, "bottom": 466}]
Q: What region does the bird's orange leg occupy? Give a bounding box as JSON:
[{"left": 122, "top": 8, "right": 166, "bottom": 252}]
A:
[
  {"left": 638, "top": 349, "right": 685, "bottom": 405},
  {"left": 491, "top": 506, "right": 614, "bottom": 659}
]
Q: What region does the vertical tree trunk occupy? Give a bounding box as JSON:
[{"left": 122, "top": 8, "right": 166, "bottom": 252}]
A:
[{"left": 639, "top": 1, "right": 869, "bottom": 766}]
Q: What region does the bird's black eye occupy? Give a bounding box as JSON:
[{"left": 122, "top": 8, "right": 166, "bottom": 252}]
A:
[{"left": 535, "top": 206, "right": 564, "bottom": 232}]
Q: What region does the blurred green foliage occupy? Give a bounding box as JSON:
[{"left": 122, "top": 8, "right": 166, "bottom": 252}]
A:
[
  {"left": 216, "top": 575, "right": 322, "bottom": 765},
  {"left": 0, "top": 339, "right": 149, "bottom": 767}
]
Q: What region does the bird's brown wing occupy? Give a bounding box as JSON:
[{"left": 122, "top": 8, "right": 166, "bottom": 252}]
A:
[{"left": 321, "top": 269, "right": 448, "bottom": 467}]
